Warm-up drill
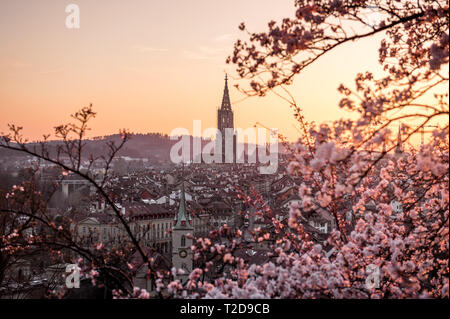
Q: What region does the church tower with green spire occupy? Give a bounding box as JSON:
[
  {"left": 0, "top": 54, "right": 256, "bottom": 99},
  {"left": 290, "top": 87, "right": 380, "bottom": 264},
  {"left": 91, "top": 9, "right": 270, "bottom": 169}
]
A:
[{"left": 171, "top": 168, "right": 193, "bottom": 282}]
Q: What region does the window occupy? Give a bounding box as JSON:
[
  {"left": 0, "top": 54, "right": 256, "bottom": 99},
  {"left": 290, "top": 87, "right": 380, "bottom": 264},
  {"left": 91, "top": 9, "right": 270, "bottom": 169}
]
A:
[{"left": 181, "top": 235, "right": 186, "bottom": 247}]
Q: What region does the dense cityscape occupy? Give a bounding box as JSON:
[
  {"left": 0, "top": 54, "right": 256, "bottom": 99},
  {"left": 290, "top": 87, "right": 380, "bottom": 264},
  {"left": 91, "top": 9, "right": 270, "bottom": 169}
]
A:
[{"left": 0, "top": 77, "right": 417, "bottom": 299}]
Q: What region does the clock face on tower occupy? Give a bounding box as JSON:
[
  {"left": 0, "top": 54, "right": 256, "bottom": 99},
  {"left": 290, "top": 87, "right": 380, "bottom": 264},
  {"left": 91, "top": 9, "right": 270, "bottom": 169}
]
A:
[{"left": 179, "top": 249, "right": 187, "bottom": 258}]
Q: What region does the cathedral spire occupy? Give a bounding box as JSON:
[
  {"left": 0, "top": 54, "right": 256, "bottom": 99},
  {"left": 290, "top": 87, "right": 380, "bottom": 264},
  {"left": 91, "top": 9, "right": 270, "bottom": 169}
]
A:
[{"left": 221, "top": 73, "right": 231, "bottom": 110}]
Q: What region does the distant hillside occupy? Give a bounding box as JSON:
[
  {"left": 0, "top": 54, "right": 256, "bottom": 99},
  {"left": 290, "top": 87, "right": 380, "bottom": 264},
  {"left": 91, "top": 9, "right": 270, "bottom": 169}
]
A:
[
  {"left": 0, "top": 132, "right": 289, "bottom": 163},
  {"left": 0, "top": 133, "right": 209, "bottom": 163}
]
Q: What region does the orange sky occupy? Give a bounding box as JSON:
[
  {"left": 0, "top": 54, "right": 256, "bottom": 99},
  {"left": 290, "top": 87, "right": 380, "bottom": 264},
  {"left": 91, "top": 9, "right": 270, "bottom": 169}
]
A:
[{"left": 0, "top": 0, "right": 398, "bottom": 143}]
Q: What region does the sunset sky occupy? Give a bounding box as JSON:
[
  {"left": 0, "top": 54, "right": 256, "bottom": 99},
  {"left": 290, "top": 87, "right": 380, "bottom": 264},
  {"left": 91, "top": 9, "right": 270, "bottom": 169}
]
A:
[{"left": 0, "top": 0, "right": 386, "bottom": 142}]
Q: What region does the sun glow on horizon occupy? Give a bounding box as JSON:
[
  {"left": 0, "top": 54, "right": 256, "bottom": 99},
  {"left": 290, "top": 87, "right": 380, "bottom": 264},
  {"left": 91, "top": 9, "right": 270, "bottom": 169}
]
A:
[{"left": 0, "top": 0, "right": 447, "bottom": 147}]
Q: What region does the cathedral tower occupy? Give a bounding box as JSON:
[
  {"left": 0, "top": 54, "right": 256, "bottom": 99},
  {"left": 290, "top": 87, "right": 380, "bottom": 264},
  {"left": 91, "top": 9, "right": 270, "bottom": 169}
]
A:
[{"left": 217, "top": 74, "right": 237, "bottom": 163}]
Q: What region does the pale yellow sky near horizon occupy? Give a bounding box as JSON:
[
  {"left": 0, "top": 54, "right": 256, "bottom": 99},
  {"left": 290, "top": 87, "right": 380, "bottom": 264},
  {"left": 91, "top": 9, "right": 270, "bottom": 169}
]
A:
[{"left": 0, "top": 0, "right": 400, "bottom": 143}]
